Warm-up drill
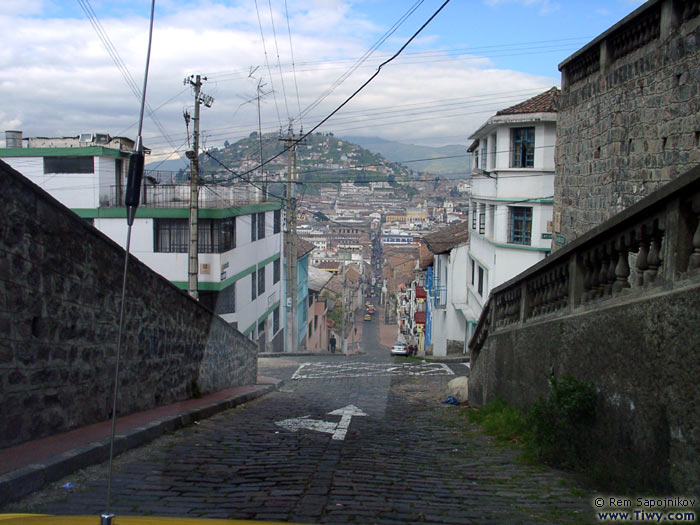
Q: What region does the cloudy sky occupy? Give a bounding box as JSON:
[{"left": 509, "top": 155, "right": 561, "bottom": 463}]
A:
[{"left": 2, "top": 0, "right": 644, "bottom": 164}]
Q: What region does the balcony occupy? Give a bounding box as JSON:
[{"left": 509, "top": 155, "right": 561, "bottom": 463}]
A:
[
  {"left": 431, "top": 286, "right": 447, "bottom": 309},
  {"left": 102, "top": 183, "right": 264, "bottom": 209}
]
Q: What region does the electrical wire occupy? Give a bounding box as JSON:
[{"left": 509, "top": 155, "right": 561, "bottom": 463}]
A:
[
  {"left": 298, "top": 0, "right": 424, "bottom": 121},
  {"left": 284, "top": 0, "right": 303, "bottom": 129},
  {"left": 183, "top": 0, "right": 453, "bottom": 185},
  {"left": 268, "top": 0, "right": 290, "bottom": 121},
  {"left": 254, "top": 0, "right": 283, "bottom": 130}
]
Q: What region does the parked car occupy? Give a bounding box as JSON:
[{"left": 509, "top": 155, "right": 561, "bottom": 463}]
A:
[
  {"left": 364, "top": 314, "right": 372, "bottom": 321},
  {"left": 391, "top": 341, "right": 408, "bottom": 356}
]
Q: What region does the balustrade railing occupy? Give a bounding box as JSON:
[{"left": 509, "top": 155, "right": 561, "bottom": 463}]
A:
[
  {"left": 469, "top": 164, "right": 700, "bottom": 354},
  {"left": 101, "top": 183, "right": 263, "bottom": 208}
]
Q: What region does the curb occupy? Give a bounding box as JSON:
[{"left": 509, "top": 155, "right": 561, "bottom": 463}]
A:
[{"left": 0, "top": 381, "right": 280, "bottom": 507}]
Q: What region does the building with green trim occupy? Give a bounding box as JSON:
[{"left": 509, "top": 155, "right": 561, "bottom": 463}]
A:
[{"left": 1, "top": 133, "right": 286, "bottom": 352}]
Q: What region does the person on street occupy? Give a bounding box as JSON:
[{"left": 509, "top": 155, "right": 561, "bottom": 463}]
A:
[{"left": 330, "top": 334, "right": 336, "bottom": 353}]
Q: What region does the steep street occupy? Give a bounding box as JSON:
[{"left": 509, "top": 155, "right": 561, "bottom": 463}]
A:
[{"left": 5, "top": 315, "right": 595, "bottom": 524}]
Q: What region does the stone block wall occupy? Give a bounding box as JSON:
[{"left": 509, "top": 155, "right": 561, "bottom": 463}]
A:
[
  {"left": 554, "top": 0, "right": 700, "bottom": 248},
  {"left": 469, "top": 283, "right": 700, "bottom": 493},
  {"left": 0, "top": 161, "right": 257, "bottom": 449}
]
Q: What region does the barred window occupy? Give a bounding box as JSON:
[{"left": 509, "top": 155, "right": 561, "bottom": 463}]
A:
[
  {"left": 154, "top": 219, "right": 189, "bottom": 253},
  {"left": 511, "top": 127, "right": 535, "bottom": 168},
  {"left": 251, "top": 214, "right": 257, "bottom": 242},
  {"left": 251, "top": 271, "right": 257, "bottom": 300},
  {"left": 509, "top": 207, "right": 533, "bottom": 245},
  {"left": 155, "top": 218, "right": 235, "bottom": 253}
]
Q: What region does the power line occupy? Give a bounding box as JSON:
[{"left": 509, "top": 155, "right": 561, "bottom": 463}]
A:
[
  {"left": 254, "top": 0, "right": 283, "bottom": 131},
  {"left": 155, "top": 0, "right": 453, "bottom": 188},
  {"left": 268, "top": 0, "right": 290, "bottom": 121},
  {"left": 284, "top": 0, "right": 303, "bottom": 129},
  {"left": 299, "top": 0, "right": 425, "bottom": 121}
]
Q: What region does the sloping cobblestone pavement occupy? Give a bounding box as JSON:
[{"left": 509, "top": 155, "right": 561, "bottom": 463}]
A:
[{"left": 4, "top": 316, "right": 595, "bottom": 524}]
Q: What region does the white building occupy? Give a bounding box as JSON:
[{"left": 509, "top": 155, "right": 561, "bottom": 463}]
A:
[
  {"left": 1, "top": 131, "right": 285, "bottom": 351},
  {"left": 465, "top": 87, "right": 558, "bottom": 339},
  {"left": 422, "top": 221, "right": 470, "bottom": 356}
]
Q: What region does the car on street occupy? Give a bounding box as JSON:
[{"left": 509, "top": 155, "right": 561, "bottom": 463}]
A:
[
  {"left": 391, "top": 341, "right": 408, "bottom": 356},
  {"left": 364, "top": 314, "right": 372, "bottom": 321}
]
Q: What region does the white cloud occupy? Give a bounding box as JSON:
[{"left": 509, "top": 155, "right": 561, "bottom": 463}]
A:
[{"left": 1, "top": 0, "right": 557, "bottom": 158}]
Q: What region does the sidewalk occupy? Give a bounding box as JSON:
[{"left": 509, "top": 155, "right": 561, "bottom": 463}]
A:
[{"left": 0, "top": 377, "right": 281, "bottom": 507}]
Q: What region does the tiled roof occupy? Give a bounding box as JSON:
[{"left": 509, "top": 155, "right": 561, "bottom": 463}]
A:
[
  {"left": 297, "top": 237, "right": 316, "bottom": 258},
  {"left": 423, "top": 221, "right": 468, "bottom": 255},
  {"left": 496, "top": 87, "right": 560, "bottom": 116}
]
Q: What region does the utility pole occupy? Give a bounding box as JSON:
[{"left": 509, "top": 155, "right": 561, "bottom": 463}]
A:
[
  {"left": 281, "top": 121, "right": 305, "bottom": 352},
  {"left": 184, "top": 74, "right": 214, "bottom": 300}
]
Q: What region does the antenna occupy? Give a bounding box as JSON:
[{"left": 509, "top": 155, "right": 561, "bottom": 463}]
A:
[{"left": 103, "top": 0, "right": 156, "bottom": 523}]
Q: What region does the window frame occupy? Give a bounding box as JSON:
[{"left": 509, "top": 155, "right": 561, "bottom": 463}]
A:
[
  {"left": 509, "top": 206, "right": 533, "bottom": 245},
  {"left": 511, "top": 126, "right": 535, "bottom": 168},
  {"left": 251, "top": 271, "right": 257, "bottom": 300},
  {"left": 44, "top": 156, "right": 94, "bottom": 174}
]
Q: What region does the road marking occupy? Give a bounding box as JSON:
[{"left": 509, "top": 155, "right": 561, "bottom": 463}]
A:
[
  {"left": 328, "top": 404, "right": 367, "bottom": 440},
  {"left": 275, "top": 404, "right": 367, "bottom": 440},
  {"left": 291, "top": 361, "right": 455, "bottom": 380}
]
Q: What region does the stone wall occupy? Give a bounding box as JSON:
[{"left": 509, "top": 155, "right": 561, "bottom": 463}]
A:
[
  {"left": 469, "top": 282, "right": 700, "bottom": 493},
  {"left": 554, "top": 0, "right": 700, "bottom": 248},
  {"left": 0, "top": 161, "right": 257, "bottom": 449}
]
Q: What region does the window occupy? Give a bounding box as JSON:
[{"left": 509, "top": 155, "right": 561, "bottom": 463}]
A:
[
  {"left": 44, "top": 156, "right": 94, "bottom": 174},
  {"left": 258, "top": 266, "right": 265, "bottom": 296},
  {"left": 258, "top": 320, "right": 265, "bottom": 339},
  {"left": 309, "top": 294, "right": 313, "bottom": 307},
  {"left": 273, "top": 306, "right": 280, "bottom": 333},
  {"left": 308, "top": 321, "right": 313, "bottom": 338},
  {"left": 216, "top": 283, "right": 236, "bottom": 314},
  {"left": 511, "top": 127, "right": 535, "bottom": 168},
  {"left": 273, "top": 258, "right": 280, "bottom": 284},
  {"left": 155, "top": 218, "right": 235, "bottom": 253},
  {"left": 471, "top": 208, "right": 477, "bottom": 230},
  {"left": 478, "top": 266, "right": 484, "bottom": 296},
  {"left": 251, "top": 271, "right": 257, "bottom": 300},
  {"left": 251, "top": 214, "right": 257, "bottom": 242},
  {"left": 314, "top": 315, "right": 318, "bottom": 331},
  {"left": 257, "top": 212, "right": 266, "bottom": 239},
  {"left": 478, "top": 211, "right": 485, "bottom": 235},
  {"left": 154, "top": 219, "right": 189, "bottom": 253},
  {"left": 471, "top": 259, "right": 475, "bottom": 285},
  {"left": 509, "top": 207, "right": 533, "bottom": 245},
  {"left": 199, "top": 218, "right": 235, "bottom": 253},
  {"left": 274, "top": 210, "right": 281, "bottom": 234}
]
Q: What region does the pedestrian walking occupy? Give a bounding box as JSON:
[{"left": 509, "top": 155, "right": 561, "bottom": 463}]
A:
[{"left": 330, "top": 334, "right": 336, "bottom": 353}]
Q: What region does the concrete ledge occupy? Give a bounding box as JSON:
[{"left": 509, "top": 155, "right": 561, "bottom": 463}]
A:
[
  {"left": 0, "top": 381, "right": 279, "bottom": 507},
  {"left": 420, "top": 355, "right": 470, "bottom": 364}
]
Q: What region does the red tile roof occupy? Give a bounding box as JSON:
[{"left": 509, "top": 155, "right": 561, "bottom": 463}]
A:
[{"left": 496, "top": 87, "right": 560, "bottom": 116}]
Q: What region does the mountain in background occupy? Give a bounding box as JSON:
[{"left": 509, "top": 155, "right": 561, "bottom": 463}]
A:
[
  {"left": 145, "top": 156, "right": 188, "bottom": 173},
  {"left": 342, "top": 136, "right": 470, "bottom": 178}
]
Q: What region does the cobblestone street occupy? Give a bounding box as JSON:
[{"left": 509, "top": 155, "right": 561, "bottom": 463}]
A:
[{"left": 5, "top": 316, "right": 596, "bottom": 523}]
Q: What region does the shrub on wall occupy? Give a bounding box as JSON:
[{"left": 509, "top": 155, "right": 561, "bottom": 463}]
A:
[{"left": 527, "top": 375, "right": 597, "bottom": 468}]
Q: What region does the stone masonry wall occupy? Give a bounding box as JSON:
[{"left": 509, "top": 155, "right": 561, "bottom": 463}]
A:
[
  {"left": 0, "top": 161, "right": 257, "bottom": 449},
  {"left": 469, "top": 282, "right": 700, "bottom": 493},
  {"left": 554, "top": 0, "right": 700, "bottom": 248}
]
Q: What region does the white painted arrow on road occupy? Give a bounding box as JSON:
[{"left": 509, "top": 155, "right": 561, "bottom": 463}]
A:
[{"left": 275, "top": 404, "right": 367, "bottom": 441}]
